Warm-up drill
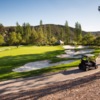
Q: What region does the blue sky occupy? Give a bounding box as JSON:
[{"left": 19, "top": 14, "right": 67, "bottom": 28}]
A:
[{"left": 0, "top": 0, "right": 100, "bottom": 31}]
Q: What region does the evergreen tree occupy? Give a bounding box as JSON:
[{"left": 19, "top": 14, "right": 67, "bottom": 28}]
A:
[
  {"left": 48, "top": 25, "right": 52, "bottom": 44},
  {"left": 65, "top": 21, "right": 70, "bottom": 44},
  {"left": 75, "top": 22, "right": 82, "bottom": 44},
  {"left": 36, "top": 20, "right": 46, "bottom": 45},
  {"left": 37, "top": 26, "right": 45, "bottom": 45},
  {"left": 94, "top": 36, "right": 100, "bottom": 45},
  {"left": 43, "top": 25, "right": 48, "bottom": 45},
  {"left": 9, "top": 32, "right": 18, "bottom": 45},
  {"left": 40, "top": 20, "right": 43, "bottom": 26},
  {"left": 16, "top": 32, "right": 22, "bottom": 46},
  {"left": 16, "top": 22, "right": 23, "bottom": 34},
  {"left": 30, "top": 27, "right": 38, "bottom": 44},
  {"left": 0, "top": 34, "right": 5, "bottom": 45},
  {"left": 82, "top": 32, "right": 95, "bottom": 45},
  {"left": 22, "top": 23, "right": 31, "bottom": 44},
  {"left": 0, "top": 23, "right": 5, "bottom": 34},
  {"left": 50, "top": 36, "right": 57, "bottom": 45},
  {"left": 61, "top": 27, "right": 64, "bottom": 41}
]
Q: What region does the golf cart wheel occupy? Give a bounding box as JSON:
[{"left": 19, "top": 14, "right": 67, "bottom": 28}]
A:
[
  {"left": 79, "top": 66, "right": 81, "bottom": 70},
  {"left": 79, "top": 67, "right": 82, "bottom": 70},
  {"left": 95, "top": 65, "right": 98, "bottom": 69},
  {"left": 79, "top": 67, "right": 81, "bottom": 70},
  {"left": 85, "top": 67, "right": 89, "bottom": 71},
  {"left": 79, "top": 64, "right": 82, "bottom": 70}
]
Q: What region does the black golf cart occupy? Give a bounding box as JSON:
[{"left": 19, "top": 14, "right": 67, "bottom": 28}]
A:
[{"left": 79, "top": 54, "right": 98, "bottom": 71}]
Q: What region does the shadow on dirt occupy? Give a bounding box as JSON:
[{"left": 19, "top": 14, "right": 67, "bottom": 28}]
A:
[
  {"left": 0, "top": 72, "right": 100, "bottom": 100},
  {"left": 61, "top": 68, "right": 83, "bottom": 75}
]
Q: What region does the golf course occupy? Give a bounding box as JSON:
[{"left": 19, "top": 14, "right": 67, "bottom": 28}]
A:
[{"left": 0, "top": 45, "right": 100, "bottom": 81}]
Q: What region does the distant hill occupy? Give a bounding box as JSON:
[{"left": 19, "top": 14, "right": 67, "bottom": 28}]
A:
[
  {"left": 90, "top": 31, "right": 100, "bottom": 36},
  {"left": 34, "top": 24, "right": 87, "bottom": 38},
  {"left": 1, "top": 24, "right": 100, "bottom": 46},
  {"left": 4, "top": 24, "right": 100, "bottom": 38}
]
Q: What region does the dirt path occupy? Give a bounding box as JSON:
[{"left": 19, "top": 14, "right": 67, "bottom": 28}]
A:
[
  {"left": 0, "top": 57, "right": 100, "bottom": 97},
  {"left": 0, "top": 70, "right": 100, "bottom": 100}
]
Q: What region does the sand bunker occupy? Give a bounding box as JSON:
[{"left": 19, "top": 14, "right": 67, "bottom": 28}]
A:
[
  {"left": 57, "top": 49, "right": 94, "bottom": 58},
  {"left": 12, "top": 46, "right": 94, "bottom": 72},
  {"left": 63, "top": 45, "right": 89, "bottom": 49},
  {"left": 13, "top": 60, "right": 75, "bottom": 72}
]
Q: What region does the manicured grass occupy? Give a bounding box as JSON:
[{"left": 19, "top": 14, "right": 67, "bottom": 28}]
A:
[
  {"left": 0, "top": 46, "right": 65, "bottom": 81},
  {"left": 0, "top": 46, "right": 16, "bottom": 52},
  {"left": 0, "top": 46, "right": 100, "bottom": 81}
]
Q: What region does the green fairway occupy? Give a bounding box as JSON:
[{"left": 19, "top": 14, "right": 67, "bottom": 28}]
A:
[
  {"left": 0, "top": 46, "right": 100, "bottom": 81},
  {"left": 0, "top": 46, "right": 67, "bottom": 81}
]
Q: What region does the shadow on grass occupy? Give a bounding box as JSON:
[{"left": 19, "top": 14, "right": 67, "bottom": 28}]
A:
[{"left": 0, "top": 49, "right": 73, "bottom": 81}]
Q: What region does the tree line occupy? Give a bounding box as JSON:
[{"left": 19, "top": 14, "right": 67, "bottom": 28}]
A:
[{"left": 0, "top": 20, "right": 100, "bottom": 46}]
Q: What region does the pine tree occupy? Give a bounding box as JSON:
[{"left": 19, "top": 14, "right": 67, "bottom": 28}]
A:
[
  {"left": 16, "top": 32, "right": 22, "bottom": 46},
  {"left": 37, "top": 27, "right": 45, "bottom": 45},
  {"left": 0, "top": 34, "right": 5, "bottom": 45},
  {"left": 94, "top": 36, "right": 100, "bottom": 45},
  {"left": 0, "top": 23, "right": 5, "bottom": 34},
  {"left": 82, "top": 32, "right": 95, "bottom": 45},
  {"left": 48, "top": 25, "right": 52, "bottom": 45},
  {"left": 9, "top": 32, "right": 18, "bottom": 45},
  {"left": 30, "top": 27, "right": 38, "bottom": 44},
  {"left": 60, "top": 27, "right": 64, "bottom": 40},
  {"left": 16, "top": 22, "right": 23, "bottom": 35},
  {"left": 75, "top": 22, "right": 82, "bottom": 44},
  {"left": 35, "top": 20, "right": 45, "bottom": 45},
  {"left": 65, "top": 21, "right": 70, "bottom": 44},
  {"left": 40, "top": 20, "right": 43, "bottom": 26},
  {"left": 22, "top": 23, "right": 32, "bottom": 44},
  {"left": 43, "top": 25, "right": 48, "bottom": 45}
]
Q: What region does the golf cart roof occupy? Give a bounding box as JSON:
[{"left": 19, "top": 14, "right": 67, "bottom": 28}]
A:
[{"left": 82, "top": 54, "right": 95, "bottom": 57}]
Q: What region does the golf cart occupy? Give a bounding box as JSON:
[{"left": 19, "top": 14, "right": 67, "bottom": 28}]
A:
[{"left": 79, "top": 54, "right": 98, "bottom": 71}]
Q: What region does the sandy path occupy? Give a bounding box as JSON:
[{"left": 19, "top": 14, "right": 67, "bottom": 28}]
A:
[{"left": 0, "top": 57, "right": 100, "bottom": 96}]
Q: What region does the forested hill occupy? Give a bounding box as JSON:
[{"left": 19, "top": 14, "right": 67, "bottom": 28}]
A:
[
  {"left": 5, "top": 24, "right": 87, "bottom": 35},
  {"left": 35, "top": 24, "right": 100, "bottom": 37},
  {"left": 34, "top": 24, "right": 87, "bottom": 36},
  {"left": 0, "top": 23, "right": 100, "bottom": 46},
  {"left": 5, "top": 24, "right": 100, "bottom": 36},
  {"left": 90, "top": 31, "right": 100, "bottom": 36}
]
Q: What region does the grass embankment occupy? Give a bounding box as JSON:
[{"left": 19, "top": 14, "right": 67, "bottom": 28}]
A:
[
  {"left": 0, "top": 46, "right": 71, "bottom": 81},
  {"left": 0, "top": 46, "right": 100, "bottom": 81}
]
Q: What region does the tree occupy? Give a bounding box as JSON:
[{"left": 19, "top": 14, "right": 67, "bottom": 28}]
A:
[
  {"left": 65, "top": 21, "right": 70, "bottom": 44},
  {"left": 16, "top": 22, "right": 23, "bottom": 35},
  {"left": 94, "top": 36, "right": 100, "bottom": 46},
  {"left": 37, "top": 26, "right": 45, "bottom": 45},
  {"left": 0, "top": 23, "right": 5, "bottom": 34},
  {"left": 16, "top": 32, "right": 22, "bottom": 46},
  {"left": 60, "top": 27, "right": 64, "bottom": 41},
  {"left": 22, "top": 23, "right": 32, "bottom": 44},
  {"left": 75, "top": 22, "right": 82, "bottom": 44},
  {"left": 30, "top": 27, "right": 38, "bottom": 44},
  {"left": 40, "top": 20, "right": 43, "bottom": 26},
  {"left": 43, "top": 25, "right": 48, "bottom": 45},
  {"left": 82, "top": 32, "right": 95, "bottom": 45},
  {"left": 50, "top": 36, "right": 57, "bottom": 45},
  {"left": 48, "top": 25, "right": 52, "bottom": 44},
  {"left": 0, "top": 34, "right": 5, "bottom": 45},
  {"left": 9, "top": 32, "right": 18, "bottom": 45}
]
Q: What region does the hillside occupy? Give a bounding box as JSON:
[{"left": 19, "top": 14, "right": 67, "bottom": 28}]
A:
[
  {"left": 4, "top": 24, "right": 88, "bottom": 42},
  {"left": 35, "top": 24, "right": 87, "bottom": 36},
  {"left": 91, "top": 31, "right": 100, "bottom": 36},
  {"left": 5, "top": 24, "right": 99, "bottom": 37},
  {"left": 0, "top": 24, "right": 100, "bottom": 46}
]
